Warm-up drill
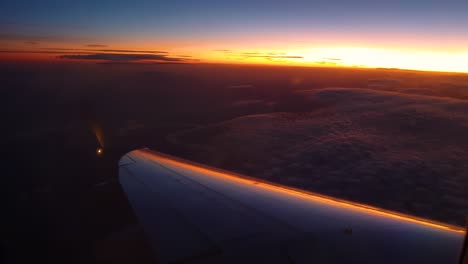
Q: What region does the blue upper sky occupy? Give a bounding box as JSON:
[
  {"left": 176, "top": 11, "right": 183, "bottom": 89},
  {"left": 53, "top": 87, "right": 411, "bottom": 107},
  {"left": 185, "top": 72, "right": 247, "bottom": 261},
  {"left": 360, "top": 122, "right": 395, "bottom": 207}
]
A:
[{"left": 1, "top": 0, "right": 468, "bottom": 42}]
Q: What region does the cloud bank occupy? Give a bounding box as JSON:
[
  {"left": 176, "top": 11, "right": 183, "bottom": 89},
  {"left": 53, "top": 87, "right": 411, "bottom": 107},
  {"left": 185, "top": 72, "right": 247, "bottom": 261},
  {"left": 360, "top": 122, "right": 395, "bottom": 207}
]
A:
[
  {"left": 58, "top": 53, "right": 187, "bottom": 63},
  {"left": 173, "top": 88, "right": 468, "bottom": 226},
  {"left": 213, "top": 49, "right": 303, "bottom": 60}
]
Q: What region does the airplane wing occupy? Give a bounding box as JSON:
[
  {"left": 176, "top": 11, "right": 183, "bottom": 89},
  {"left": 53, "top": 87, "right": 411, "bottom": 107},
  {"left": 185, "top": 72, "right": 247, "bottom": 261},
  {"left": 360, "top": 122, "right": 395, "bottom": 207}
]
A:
[{"left": 119, "top": 149, "right": 466, "bottom": 264}]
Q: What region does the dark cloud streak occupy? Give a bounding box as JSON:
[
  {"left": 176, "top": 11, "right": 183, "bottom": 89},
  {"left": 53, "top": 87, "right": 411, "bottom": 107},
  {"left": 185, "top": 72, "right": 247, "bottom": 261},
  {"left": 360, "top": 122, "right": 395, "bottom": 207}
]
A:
[
  {"left": 323, "top": 57, "right": 342, "bottom": 61},
  {"left": 41, "top": 48, "right": 168, "bottom": 54},
  {"left": 0, "top": 49, "right": 89, "bottom": 54},
  {"left": 217, "top": 50, "right": 303, "bottom": 59},
  {"left": 246, "top": 55, "right": 303, "bottom": 59},
  {"left": 96, "top": 61, "right": 191, "bottom": 65},
  {"left": 98, "top": 49, "right": 167, "bottom": 54},
  {"left": 315, "top": 61, "right": 338, "bottom": 65},
  {"left": 58, "top": 53, "right": 187, "bottom": 62}
]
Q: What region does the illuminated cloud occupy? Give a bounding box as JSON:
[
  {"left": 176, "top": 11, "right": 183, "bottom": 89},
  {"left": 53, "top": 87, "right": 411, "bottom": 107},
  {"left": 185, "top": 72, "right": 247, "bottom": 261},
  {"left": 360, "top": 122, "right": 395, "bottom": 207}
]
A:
[{"left": 175, "top": 88, "right": 468, "bottom": 225}]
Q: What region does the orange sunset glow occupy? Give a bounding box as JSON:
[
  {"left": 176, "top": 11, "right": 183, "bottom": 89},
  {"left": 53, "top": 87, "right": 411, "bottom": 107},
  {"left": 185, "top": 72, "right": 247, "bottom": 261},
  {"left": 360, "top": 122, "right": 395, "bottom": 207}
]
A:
[
  {"left": 2, "top": 0, "right": 468, "bottom": 72},
  {"left": 2, "top": 43, "right": 468, "bottom": 73}
]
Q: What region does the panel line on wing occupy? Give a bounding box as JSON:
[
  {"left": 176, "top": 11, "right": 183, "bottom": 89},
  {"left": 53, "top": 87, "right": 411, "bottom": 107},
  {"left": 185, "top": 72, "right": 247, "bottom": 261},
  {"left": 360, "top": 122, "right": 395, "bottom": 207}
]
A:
[
  {"left": 153, "top": 161, "right": 304, "bottom": 236},
  {"left": 120, "top": 165, "right": 223, "bottom": 262},
  {"left": 144, "top": 150, "right": 465, "bottom": 234}
]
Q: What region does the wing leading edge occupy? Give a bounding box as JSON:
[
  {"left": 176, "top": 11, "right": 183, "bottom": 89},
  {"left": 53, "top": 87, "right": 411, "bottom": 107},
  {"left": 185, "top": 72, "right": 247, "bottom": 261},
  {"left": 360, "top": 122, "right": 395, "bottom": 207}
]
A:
[{"left": 119, "top": 149, "right": 466, "bottom": 264}]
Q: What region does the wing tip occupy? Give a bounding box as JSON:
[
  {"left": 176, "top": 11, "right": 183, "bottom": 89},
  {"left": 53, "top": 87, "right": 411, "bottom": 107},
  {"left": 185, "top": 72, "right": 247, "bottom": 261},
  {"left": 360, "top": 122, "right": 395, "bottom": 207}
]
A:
[{"left": 118, "top": 149, "right": 140, "bottom": 167}]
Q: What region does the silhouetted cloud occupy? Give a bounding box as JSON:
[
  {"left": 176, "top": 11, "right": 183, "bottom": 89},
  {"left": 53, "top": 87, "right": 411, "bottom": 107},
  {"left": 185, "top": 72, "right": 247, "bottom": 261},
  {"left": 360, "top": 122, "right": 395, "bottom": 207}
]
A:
[
  {"left": 314, "top": 57, "right": 343, "bottom": 66},
  {"left": 314, "top": 61, "right": 338, "bottom": 66},
  {"left": 58, "top": 53, "right": 186, "bottom": 62},
  {"left": 236, "top": 51, "right": 303, "bottom": 59},
  {"left": 40, "top": 48, "right": 85, "bottom": 51},
  {"left": 96, "top": 61, "right": 191, "bottom": 65},
  {"left": 268, "top": 52, "right": 286, "bottom": 55},
  {"left": 241, "top": 52, "right": 261, "bottom": 55},
  {"left": 322, "top": 57, "right": 341, "bottom": 61},
  {"left": 24, "top": 41, "right": 37, "bottom": 45},
  {"left": 246, "top": 55, "right": 303, "bottom": 59},
  {"left": 97, "top": 49, "right": 167, "bottom": 54},
  {"left": 41, "top": 48, "right": 167, "bottom": 54},
  {"left": 0, "top": 47, "right": 193, "bottom": 63},
  {"left": 240, "top": 52, "right": 296, "bottom": 57},
  {"left": 0, "top": 49, "right": 89, "bottom": 54},
  {"left": 212, "top": 49, "right": 302, "bottom": 60},
  {"left": 150, "top": 61, "right": 193, "bottom": 65},
  {"left": 85, "top": 44, "right": 108, "bottom": 47}
]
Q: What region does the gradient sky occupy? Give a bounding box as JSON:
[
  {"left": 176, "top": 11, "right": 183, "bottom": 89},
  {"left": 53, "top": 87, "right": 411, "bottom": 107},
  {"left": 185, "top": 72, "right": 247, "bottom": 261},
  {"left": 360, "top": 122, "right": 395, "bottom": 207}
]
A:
[{"left": 1, "top": 0, "right": 468, "bottom": 72}]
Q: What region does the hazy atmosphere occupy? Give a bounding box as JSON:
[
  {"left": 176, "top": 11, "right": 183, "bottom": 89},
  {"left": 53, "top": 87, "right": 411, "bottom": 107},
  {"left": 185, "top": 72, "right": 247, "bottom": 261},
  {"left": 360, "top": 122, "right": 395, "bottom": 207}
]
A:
[
  {"left": 5, "top": 62, "right": 468, "bottom": 264},
  {"left": 3, "top": 0, "right": 468, "bottom": 263}
]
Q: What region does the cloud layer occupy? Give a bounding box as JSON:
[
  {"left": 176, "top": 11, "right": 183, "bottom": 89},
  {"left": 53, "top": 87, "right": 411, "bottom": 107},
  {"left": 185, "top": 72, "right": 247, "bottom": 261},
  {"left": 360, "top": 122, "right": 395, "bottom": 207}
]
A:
[
  {"left": 58, "top": 53, "right": 186, "bottom": 62},
  {"left": 213, "top": 49, "right": 303, "bottom": 60},
  {"left": 173, "top": 88, "right": 468, "bottom": 226},
  {"left": 0, "top": 46, "right": 191, "bottom": 63}
]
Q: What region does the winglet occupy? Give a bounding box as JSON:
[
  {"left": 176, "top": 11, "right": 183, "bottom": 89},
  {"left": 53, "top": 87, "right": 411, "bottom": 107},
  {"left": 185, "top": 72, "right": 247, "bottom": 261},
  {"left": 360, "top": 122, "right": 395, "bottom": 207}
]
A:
[{"left": 460, "top": 222, "right": 468, "bottom": 264}]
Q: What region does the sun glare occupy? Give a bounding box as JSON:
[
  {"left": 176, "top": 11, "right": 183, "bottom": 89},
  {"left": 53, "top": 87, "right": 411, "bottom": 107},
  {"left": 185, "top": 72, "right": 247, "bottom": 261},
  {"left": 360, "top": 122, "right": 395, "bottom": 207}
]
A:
[
  {"left": 298, "top": 47, "right": 468, "bottom": 73},
  {"left": 205, "top": 46, "right": 468, "bottom": 73}
]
